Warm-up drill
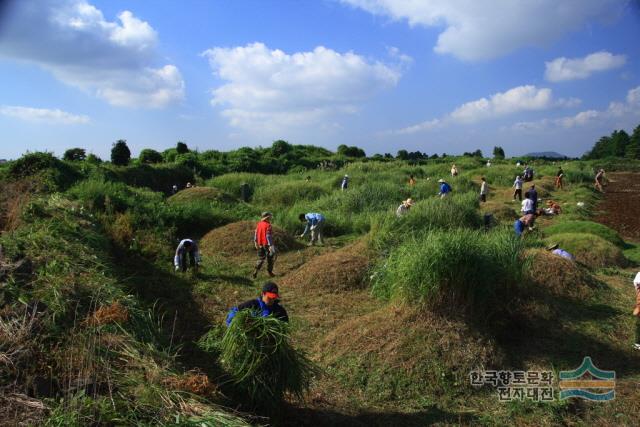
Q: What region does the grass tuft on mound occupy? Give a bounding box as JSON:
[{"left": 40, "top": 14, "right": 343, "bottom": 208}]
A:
[
  {"left": 219, "top": 310, "right": 317, "bottom": 410},
  {"left": 372, "top": 229, "right": 526, "bottom": 318},
  {"left": 544, "top": 220, "right": 625, "bottom": 247},
  {"left": 200, "top": 220, "right": 304, "bottom": 258},
  {"left": 543, "top": 232, "right": 627, "bottom": 269},
  {"left": 524, "top": 249, "right": 595, "bottom": 299},
  {"left": 279, "top": 241, "right": 372, "bottom": 291},
  {"left": 168, "top": 186, "right": 237, "bottom": 204}
]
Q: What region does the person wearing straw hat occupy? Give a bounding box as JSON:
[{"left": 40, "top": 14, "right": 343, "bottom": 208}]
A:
[
  {"left": 252, "top": 212, "right": 276, "bottom": 279},
  {"left": 437, "top": 179, "right": 452, "bottom": 198},
  {"left": 396, "top": 198, "right": 414, "bottom": 217},
  {"left": 546, "top": 243, "right": 574, "bottom": 261},
  {"left": 299, "top": 212, "right": 326, "bottom": 246},
  {"left": 225, "top": 281, "right": 289, "bottom": 326}
]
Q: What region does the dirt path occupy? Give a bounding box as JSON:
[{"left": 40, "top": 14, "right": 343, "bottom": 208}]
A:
[{"left": 594, "top": 172, "right": 640, "bottom": 241}]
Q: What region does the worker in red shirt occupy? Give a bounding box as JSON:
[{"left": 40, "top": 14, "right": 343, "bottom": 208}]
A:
[{"left": 252, "top": 211, "right": 276, "bottom": 279}]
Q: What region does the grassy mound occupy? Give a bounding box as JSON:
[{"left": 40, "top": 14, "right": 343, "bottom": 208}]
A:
[
  {"left": 318, "top": 304, "right": 501, "bottom": 403},
  {"left": 280, "top": 241, "right": 372, "bottom": 291},
  {"left": 372, "top": 229, "right": 526, "bottom": 318},
  {"left": 200, "top": 221, "right": 304, "bottom": 258},
  {"left": 544, "top": 220, "right": 625, "bottom": 247},
  {"left": 543, "top": 233, "right": 627, "bottom": 269},
  {"left": 168, "top": 186, "right": 236, "bottom": 204},
  {"left": 253, "top": 181, "right": 329, "bottom": 208},
  {"left": 524, "top": 249, "right": 595, "bottom": 299}
]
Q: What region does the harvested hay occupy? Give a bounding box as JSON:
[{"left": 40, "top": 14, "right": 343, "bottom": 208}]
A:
[
  {"left": 279, "top": 241, "right": 372, "bottom": 291},
  {"left": 543, "top": 233, "right": 627, "bottom": 269},
  {"left": 163, "top": 371, "right": 217, "bottom": 396},
  {"left": 200, "top": 221, "right": 303, "bottom": 258},
  {"left": 168, "top": 186, "right": 236, "bottom": 204},
  {"left": 86, "top": 302, "right": 129, "bottom": 326},
  {"left": 318, "top": 304, "right": 500, "bottom": 400},
  {"left": 525, "top": 249, "right": 595, "bottom": 299}
]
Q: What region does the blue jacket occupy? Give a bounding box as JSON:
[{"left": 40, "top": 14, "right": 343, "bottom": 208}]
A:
[
  {"left": 225, "top": 298, "right": 289, "bottom": 326},
  {"left": 301, "top": 213, "right": 325, "bottom": 236},
  {"left": 439, "top": 182, "right": 452, "bottom": 194}
]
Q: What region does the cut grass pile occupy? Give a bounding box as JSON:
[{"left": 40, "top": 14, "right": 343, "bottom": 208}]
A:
[
  {"left": 372, "top": 228, "right": 526, "bottom": 318},
  {"left": 544, "top": 220, "right": 625, "bottom": 247},
  {"left": 279, "top": 240, "right": 372, "bottom": 291},
  {"left": 524, "top": 249, "right": 596, "bottom": 299},
  {"left": 216, "top": 310, "right": 317, "bottom": 410},
  {"left": 543, "top": 232, "right": 627, "bottom": 269},
  {"left": 199, "top": 220, "right": 304, "bottom": 259}
]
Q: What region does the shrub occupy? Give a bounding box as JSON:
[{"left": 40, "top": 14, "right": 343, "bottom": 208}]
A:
[
  {"left": 139, "top": 149, "right": 163, "bottom": 164},
  {"left": 8, "top": 152, "right": 81, "bottom": 191},
  {"left": 542, "top": 233, "right": 627, "bottom": 269},
  {"left": 111, "top": 140, "right": 131, "bottom": 166},
  {"left": 219, "top": 311, "right": 317, "bottom": 409},
  {"left": 372, "top": 229, "right": 526, "bottom": 317},
  {"left": 544, "top": 220, "right": 625, "bottom": 247}
]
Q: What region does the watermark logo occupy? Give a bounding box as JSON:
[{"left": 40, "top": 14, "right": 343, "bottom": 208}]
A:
[{"left": 558, "top": 357, "right": 615, "bottom": 401}]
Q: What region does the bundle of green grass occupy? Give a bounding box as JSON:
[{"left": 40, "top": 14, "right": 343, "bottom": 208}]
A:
[{"left": 219, "top": 311, "right": 317, "bottom": 410}]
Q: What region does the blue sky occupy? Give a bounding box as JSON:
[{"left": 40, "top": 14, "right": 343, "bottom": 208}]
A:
[{"left": 1, "top": 0, "right": 639, "bottom": 160}]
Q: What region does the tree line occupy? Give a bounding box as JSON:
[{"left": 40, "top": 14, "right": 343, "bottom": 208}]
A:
[{"left": 584, "top": 124, "right": 640, "bottom": 160}]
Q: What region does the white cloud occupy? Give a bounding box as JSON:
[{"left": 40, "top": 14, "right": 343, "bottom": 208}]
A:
[
  {"left": 202, "top": 43, "right": 401, "bottom": 134},
  {"left": 507, "top": 85, "right": 640, "bottom": 130},
  {"left": 545, "top": 51, "right": 627, "bottom": 82},
  {"left": 0, "top": 0, "right": 184, "bottom": 108},
  {"left": 391, "top": 85, "right": 561, "bottom": 135},
  {"left": 341, "top": 0, "right": 626, "bottom": 61},
  {"left": 0, "top": 106, "right": 90, "bottom": 124}
]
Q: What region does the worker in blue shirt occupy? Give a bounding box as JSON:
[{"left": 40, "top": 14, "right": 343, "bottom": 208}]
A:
[
  {"left": 437, "top": 179, "right": 452, "bottom": 198},
  {"left": 225, "top": 282, "right": 289, "bottom": 326},
  {"left": 299, "top": 212, "right": 325, "bottom": 246}
]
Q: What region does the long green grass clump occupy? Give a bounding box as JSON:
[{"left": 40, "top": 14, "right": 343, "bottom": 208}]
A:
[
  {"left": 544, "top": 220, "right": 625, "bottom": 247},
  {"left": 220, "top": 310, "right": 317, "bottom": 409},
  {"left": 372, "top": 229, "right": 527, "bottom": 317}
]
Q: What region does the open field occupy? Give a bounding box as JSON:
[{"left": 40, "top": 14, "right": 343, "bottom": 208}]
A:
[{"left": 1, "top": 155, "right": 639, "bottom": 426}]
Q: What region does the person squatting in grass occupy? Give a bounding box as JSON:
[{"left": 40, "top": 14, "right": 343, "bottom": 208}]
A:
[
  {"left": 396, "top": 198, "right": 414, "bottom": 217},
  {"left": 556, "top": 167, "right": 564, "bottom": 189},
  {"left": 521, "top": 192, "right": 535, "bottom": 215},
  {"left": 438, "top": 179, "right": 452, "bottom": 198},
  {"left": 299, "top": 212, "right": 325, "bottom": 246},
  {"left": 514, "top": 213, "right": 536, "bottom": 237},
  {"left": 253, "top": 212, "right": 276, "bottom": 279},
  {"left": 547, "top": 243, "right": 575, "bottom": 261},
  {"left": 225, "top": 282, "right": 289, "bottom": 326},
  {"left": 480, "top": 177, "right": 488, "bottom": 203},
  {"left": 513, "top": 175, "right": 524, "bottom": 201},
  {"left": 174, "top": 239, "right": 201, "bottom": 272},
  {"left": 408, "top": 174, "right": 417, "bottom": 186},
  {"left": 450, "top": 164, "right": 458, "bottom": 177},
  {"left": 633, "top": 271, "right": 640, "bottom": 351}
]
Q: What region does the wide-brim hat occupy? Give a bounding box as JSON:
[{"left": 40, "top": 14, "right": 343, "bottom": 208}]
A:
[
  {"left": 438, "top": 179, "right": 445, "bottom": 183},
  {"left": 261, "top": 211, "right": 273, "bottom": 219},
  {"left": 547, "top": 243, "right": 559, "bottom": 251},
  {"left": 405, "top": 198, "right": 414, "bottom": 206}
]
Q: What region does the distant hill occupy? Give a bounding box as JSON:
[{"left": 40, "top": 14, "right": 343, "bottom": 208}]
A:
[{"left": 523, "top": 151, "right": 568, "bottom": 159}]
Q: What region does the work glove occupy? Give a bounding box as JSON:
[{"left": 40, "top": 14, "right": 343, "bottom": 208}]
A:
[
  {"left": 254, "top": 242, "right": 259, "bottom": 250},
  {"left": 299, "top": 234, "right": 305, "bottom": 238},
  {"left": 174, "top": 265, "right": 180, "bottom": 272},
  {"left": 268, "top": 246, "right": 276, "bottom": 256}
]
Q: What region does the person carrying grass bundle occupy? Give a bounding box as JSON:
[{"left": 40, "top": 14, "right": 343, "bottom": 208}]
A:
[
  {"left": 253, "top": 212, "right": 276, "bottom": 279},
  {"left": 513, "top": 175, "right": 523, "bottom": 201},
  {"left": 396, "top": 198, "right": 414, "bottom": 217},
  {"left": 225, "top": 282, "right": 289, "bottom": 326},
  {"left": 174, "top": 239, "right": 201, "bottom": 272},
  {"left": 633, "top": 271, "right": 640, "bottom": 351},
  {"left": 299, "top": 212, "right": 325, "bottom": 246},
  {"left": 437, "top": 179, "right": 452, "bottom": 198}
]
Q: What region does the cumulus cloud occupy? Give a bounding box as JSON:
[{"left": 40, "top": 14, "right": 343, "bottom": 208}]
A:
[
  {"left": 341, "top": 0, "right": 626, "bottom": 61},
  {"left": 0, "top": 106, "right": 90, "bottom": 124},
  {"left": 508, "top": 85, "right": 640, "bottom": 130},
  {"left": 391, "top": 85, "right": 566, "bottom": 134},
  {"left": 545, "top": 51, "right": 627, "bottom": 82},
  {"left": 202, "top": 43, "right": 401, "bottom": 133},
  {"left": 0, "top": 0, "right": 184, "bottom": 108}
]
